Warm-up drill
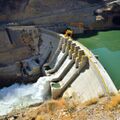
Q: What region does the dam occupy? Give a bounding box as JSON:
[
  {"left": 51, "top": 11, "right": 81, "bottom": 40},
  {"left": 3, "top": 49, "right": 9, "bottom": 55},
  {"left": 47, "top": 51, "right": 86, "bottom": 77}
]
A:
[
  {"left": 76, "top": 30, "right": 120, "bottom": 89},
  {"left": 0, "top": 26, "right": 118, "bottom": 116}
]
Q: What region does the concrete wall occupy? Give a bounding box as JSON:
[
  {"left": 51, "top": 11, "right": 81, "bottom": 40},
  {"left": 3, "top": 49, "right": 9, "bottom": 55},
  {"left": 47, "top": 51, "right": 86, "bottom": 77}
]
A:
[
  {"left": 0, "top": 26, "right": 60, "bottom": 87},
  {"left": 41, "top": 35, "right": 118, "bottom": 102}
]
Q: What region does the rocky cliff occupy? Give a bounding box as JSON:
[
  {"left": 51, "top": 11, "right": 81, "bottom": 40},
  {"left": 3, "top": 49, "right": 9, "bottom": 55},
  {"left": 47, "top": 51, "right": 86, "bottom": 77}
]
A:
[
  {"left": 0, "top": 0, "right": 104, "bottom": 22},
  {"left": 0, "top": 0, "right": 28, "bottom": 13},
  {"left": 0, "top": 0, "right": 103, "bottom": 15},
  {"left": 0, "top": 0, "right": 29, "bottom": 21},
  {"left": 0, "top": 0, "right": 119, "bottom": 32}
]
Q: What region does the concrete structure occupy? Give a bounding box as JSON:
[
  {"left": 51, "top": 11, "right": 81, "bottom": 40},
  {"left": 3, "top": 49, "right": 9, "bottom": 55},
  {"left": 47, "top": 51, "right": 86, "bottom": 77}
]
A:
[
  {"left": 43, "top": 38, "right": 69, "bottom": 75},
  {"left": 0, "top": 26, "right": 118, "bottom": 103},
  {"left": 51, "top": 55, "right": 88, "bottom": 99},
  {"left": 0, "top": 26, "right": 60, "bottom": 87},
  {"left": 41, "top": 33, "right": 118, "bottom": 102}
]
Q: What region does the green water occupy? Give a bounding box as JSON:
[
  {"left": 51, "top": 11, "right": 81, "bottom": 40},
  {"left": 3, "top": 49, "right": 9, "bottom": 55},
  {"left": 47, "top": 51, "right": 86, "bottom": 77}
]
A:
[{"left": 77, "top": 30, "right": 120, "bottom": 89}]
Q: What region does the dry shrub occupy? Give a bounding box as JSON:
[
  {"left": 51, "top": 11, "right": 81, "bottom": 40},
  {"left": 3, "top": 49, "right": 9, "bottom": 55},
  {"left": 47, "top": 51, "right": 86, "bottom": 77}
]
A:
[
  {"left": 77, "top": 111, "right": 87, "bottom": 120},
  {"left": 65, "top": 99, "right": 79, "bottom": 114},
  {"left": 106, "top": 94, "right": 120, "bottom": 110},
  {"left": 83, "top": 98, "right": 98, "bottom": 106},
  {"left": 61, "top": 114, "right": 72, "bottom": 120},
  {"left": 35, "top": 115, "right": 45, "bottom": 120},
  {"left": 46, "top": 98, "right": 66, "bottom": 112},
  {"left": 55, "top": 98, "right": 66, "bottom": 107}
]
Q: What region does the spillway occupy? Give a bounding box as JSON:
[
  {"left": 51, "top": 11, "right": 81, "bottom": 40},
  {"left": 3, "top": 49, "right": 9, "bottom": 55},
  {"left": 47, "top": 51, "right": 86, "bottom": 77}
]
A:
[{"left": 0, "top": 26, "right": 118, "bottom": 116}]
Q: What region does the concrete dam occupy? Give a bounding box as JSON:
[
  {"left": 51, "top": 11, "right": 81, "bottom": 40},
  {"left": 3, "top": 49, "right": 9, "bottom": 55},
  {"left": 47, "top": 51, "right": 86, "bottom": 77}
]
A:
[{"left": 0, "top": 26, "right": 118, "bottom": 116}]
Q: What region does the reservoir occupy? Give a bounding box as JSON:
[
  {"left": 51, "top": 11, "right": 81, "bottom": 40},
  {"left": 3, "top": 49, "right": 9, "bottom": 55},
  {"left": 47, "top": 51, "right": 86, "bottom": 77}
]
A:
[{"left": 77, "top": 30, "right": 120, "bottom": 89}]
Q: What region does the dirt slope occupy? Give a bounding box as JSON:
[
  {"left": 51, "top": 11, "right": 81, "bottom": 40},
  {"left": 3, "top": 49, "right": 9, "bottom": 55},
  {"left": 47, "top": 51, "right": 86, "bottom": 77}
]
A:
[{"left": 1, "top": 95, "right": 120, "bottom": 120}]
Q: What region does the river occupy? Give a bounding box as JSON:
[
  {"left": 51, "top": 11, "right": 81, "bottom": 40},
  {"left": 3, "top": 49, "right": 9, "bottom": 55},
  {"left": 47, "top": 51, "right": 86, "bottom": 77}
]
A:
[{"left": 76, "top": 30, "right": 120, "bottom": 89}]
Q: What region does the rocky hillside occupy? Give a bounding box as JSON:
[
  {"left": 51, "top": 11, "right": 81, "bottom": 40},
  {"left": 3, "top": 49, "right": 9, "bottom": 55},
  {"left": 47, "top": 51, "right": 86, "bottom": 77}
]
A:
[
  {"left": 1, "top": 95, "right": 120, "bottom": 120},
  {"left": 0, "top": 0, "right": 103, "bottom": 14},
  {"left": 0, "top": 0, "right": 119, "bottom": 32},
  {"left": 0, "top": 0, "right": 104, "bottom": 21},
  {"left": 0, "top": 1, "right": 119, "bottom": 26},
  {"left": 0, "top": 0, "right": 28, "bottom": 13},
  {"left": 0, "top": 0, "right": 29, "bottom": 21}
]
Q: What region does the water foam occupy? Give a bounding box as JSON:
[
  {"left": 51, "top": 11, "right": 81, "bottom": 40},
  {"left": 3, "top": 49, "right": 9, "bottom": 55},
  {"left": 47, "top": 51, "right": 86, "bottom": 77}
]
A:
[{"left": 0, "top": 77, "right": 50, "bottom": 116}]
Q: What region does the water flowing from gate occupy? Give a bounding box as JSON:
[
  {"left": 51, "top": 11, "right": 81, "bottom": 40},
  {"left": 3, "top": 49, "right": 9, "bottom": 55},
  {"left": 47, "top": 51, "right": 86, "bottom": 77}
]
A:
[{"left": 0, "top": 77, "right": 50, "bottom": 116}]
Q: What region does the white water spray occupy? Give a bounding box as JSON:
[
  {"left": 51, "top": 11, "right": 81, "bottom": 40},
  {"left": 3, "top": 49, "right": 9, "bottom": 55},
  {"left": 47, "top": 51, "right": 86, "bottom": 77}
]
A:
[
  {"left": 0, "top": 50, "right": 65, "bottom": 116},
  {"left": 0, "top": 77, "right": 50, "bottom": 116}
]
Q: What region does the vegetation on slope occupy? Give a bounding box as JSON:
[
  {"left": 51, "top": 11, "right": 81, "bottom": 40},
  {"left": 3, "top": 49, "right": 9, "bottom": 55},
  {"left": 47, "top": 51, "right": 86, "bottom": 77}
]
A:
[{"left": 1, "top": 94, "right": 120, "bottom": 120}]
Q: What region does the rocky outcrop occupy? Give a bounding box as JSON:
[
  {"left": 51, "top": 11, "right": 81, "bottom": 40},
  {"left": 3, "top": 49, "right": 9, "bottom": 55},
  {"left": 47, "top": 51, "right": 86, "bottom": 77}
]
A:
[
  {"left": 0, "top": 0, "right": 29, "bottom": 13},
  {"left": 0, "top": 0, "right": 29, "bottom": 21},
  {"left": 0, "top": 0, "right": 105, "bottom": 32},
  {"left": 0, "top": 0, "right": 119, "bottom": 33},
  {"left": 92, "top": 2, "right": 120, "bottom": 29},
  {"left": 0, "top": 0, "right": 103, "bottom": 15},
  {"left": 1, "top": 96, "right": 120, "bottom": 120}
]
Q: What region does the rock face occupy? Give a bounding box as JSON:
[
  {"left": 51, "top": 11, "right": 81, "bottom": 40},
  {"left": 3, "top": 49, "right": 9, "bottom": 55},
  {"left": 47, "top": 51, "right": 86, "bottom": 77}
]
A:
[
  {"left": 0, "top": 0, "right": 104, "bottom": 33},
  {"left": 0, "top": 0, "right": 119, "bottom": 32},
  {"left": 0, "top": 0, "right": 29, "bottom": 13},
  {"left": 0, "top": 0, "right": 29, "bottom": 21},
  {"left": 0, "top": 0, "right": 103, "bottom": 14}
]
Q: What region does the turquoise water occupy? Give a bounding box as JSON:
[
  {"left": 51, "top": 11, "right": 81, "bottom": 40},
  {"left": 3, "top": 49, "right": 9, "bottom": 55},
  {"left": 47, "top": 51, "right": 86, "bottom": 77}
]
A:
[{"left": 77, "top": 30, "right": 120, "bottom": 89}]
